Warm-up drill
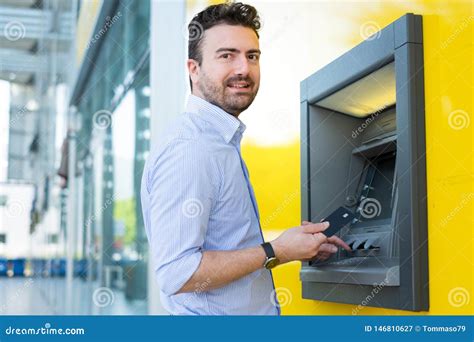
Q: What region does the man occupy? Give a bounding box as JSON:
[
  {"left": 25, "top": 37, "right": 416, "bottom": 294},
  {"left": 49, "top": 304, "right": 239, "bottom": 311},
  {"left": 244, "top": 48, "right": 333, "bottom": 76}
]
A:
[{"left": 141, "top": 2, "right": 350, "bottom": 315}]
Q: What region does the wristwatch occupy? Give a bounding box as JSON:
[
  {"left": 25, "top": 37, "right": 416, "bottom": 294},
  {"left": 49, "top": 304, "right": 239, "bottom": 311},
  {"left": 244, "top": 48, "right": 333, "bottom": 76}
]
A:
[{"left": 261, "top": 242, "right": 280, "bottom": 269}]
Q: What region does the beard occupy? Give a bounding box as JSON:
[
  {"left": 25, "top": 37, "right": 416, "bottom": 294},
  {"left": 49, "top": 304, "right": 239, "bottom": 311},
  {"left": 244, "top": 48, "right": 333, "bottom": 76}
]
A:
[{"left": 197, "top": 71, "right": 259, "bottom": 116}]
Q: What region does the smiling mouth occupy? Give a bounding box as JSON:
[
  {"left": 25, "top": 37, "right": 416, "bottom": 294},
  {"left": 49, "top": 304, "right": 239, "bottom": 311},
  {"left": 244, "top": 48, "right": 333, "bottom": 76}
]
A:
[{"left": 227, "top": 81, "right": 251, "bottom": 90}]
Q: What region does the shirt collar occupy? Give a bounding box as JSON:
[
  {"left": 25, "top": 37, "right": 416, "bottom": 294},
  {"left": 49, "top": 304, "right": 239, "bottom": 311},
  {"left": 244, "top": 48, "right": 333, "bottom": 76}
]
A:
[{"left": 185, "top": 94, "right": 246, "bottom": 145}]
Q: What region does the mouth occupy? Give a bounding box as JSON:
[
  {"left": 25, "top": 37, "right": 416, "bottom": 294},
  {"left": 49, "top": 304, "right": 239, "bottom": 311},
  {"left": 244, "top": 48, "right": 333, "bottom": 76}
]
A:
[{"left": 226, "top": 81, "right": 252, "bottom": 92}]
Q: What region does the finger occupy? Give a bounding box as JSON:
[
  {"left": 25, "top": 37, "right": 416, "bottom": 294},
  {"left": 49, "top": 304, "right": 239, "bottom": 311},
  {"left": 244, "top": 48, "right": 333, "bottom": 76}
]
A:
[
  {"left": 311, "top": 232, "right": 328, "bottom": 247},
  {"left": 302, "top": 221, "right": 312, "bottom": 225},
  {"left": 316, "top": 252, "right": 331, "bottom": 261},
  {"left": 302, "top": 222, "right": 329, "bottom": 234},
  {"left": 327, "top": 236, "right": 352, "bottom": 251},
  {"left": 318, "top": 243, "right": 338, "bottom": 254}
]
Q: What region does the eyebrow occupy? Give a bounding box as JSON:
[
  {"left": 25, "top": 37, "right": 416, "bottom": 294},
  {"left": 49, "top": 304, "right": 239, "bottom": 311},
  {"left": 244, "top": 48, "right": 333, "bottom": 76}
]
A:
[{"left": 215, "top": 48, "right": 261, "bottom": 55}]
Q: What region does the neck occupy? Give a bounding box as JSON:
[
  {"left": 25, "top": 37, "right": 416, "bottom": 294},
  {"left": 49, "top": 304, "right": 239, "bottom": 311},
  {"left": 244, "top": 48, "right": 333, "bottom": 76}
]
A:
[{"left": 191, "top": 90, "right": 241, "bottom": 117}]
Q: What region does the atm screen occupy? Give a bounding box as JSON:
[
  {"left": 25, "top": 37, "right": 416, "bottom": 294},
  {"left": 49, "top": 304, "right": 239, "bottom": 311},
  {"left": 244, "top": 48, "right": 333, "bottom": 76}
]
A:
[{"left": 357, "top": 154, "right": 396, "bottom": 222}]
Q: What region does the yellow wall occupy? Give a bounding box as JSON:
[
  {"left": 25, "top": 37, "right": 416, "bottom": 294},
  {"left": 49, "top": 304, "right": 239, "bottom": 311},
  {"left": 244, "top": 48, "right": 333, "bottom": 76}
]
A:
[{"left": 240, "top": 0, "right": 473, "bottom": 315}]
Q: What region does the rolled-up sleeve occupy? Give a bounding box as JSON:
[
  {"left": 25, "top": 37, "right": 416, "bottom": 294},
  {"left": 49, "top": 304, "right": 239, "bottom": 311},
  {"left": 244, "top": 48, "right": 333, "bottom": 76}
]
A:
[{"left": 145, "top": 138, "right": 219, "bottom": 296}]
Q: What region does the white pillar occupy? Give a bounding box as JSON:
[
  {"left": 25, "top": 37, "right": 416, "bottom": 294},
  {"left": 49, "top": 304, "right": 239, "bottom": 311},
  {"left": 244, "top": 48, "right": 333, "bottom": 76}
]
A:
[
  {"left": 65, "top": 106, "right": 79, "bottom": 314},
  {"left": 148, "top": 0, "right": 187, "bottom": 315}
]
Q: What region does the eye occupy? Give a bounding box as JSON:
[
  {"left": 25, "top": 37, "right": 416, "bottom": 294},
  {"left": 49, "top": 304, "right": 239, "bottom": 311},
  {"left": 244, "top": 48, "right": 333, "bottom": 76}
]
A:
[
  {"left": 220, "top": 53, "right": 231, "bottom": 59},
  {"left": 248, "top": 54, "right": 259, "bottom": 61}
]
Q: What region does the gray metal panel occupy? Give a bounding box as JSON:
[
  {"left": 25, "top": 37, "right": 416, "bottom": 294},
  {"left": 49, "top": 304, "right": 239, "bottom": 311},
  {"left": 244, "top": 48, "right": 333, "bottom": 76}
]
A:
[
  {"left": 394, "top": 40, "right": 428, "bottom": 311},
  {"left": 301, "top": 257, "right": 400, "bottom": 286},
  {"left": 394, "top": 13, "right": 423, "bottom": 48},
  {"left": 300, "top": 101, "right": 310, "bottom": 222},
  {"left": 413, "top": 38, "right": 428, "bottom": 311},
  {"left": 302, "top": 282, "right": 405, "bottom": 310},
  {"left": 308, "top": 105, "right": 362, "bottom": 221}
]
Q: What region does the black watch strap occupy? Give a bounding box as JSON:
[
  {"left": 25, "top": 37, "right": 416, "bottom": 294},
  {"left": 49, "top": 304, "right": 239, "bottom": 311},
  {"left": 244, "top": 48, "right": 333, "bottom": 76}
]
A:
[{"left": 261, "top": 242, "right": 276, "bottom": 259}]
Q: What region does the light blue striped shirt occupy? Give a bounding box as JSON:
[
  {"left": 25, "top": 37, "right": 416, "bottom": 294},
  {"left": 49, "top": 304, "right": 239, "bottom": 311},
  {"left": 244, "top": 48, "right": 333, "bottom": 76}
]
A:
[{"left": 141, "top": 94, "right": 280, "bottom": 315}]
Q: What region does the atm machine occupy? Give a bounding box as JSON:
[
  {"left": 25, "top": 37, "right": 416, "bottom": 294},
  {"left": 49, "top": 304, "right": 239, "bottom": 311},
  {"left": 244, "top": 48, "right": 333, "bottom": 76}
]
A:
[{"left": 300, "top": 14, "right": 428, "bottom": 311}]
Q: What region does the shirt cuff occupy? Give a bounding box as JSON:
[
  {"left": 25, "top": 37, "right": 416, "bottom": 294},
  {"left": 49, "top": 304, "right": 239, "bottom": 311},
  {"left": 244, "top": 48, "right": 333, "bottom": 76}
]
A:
[{"left": 157, "top": 251, "right": 203, "bottom": 296}]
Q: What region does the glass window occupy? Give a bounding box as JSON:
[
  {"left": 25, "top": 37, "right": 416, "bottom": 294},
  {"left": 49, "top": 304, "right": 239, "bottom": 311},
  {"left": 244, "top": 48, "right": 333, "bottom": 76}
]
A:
[{"left": 74, "top": 0, "right": 151, "bottom": 310}]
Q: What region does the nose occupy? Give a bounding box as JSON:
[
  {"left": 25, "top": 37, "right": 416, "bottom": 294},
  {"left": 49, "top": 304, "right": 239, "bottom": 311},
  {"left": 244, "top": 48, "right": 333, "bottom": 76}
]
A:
[{"left": 234, "top": 55, "right": 250, "bottom": 76}]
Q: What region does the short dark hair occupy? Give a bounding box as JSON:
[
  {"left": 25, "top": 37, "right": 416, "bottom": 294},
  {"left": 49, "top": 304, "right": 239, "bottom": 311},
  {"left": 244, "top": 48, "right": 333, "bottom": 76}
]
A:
[{"left": 187, "top": 2, "right": 261, "bottom": 89}]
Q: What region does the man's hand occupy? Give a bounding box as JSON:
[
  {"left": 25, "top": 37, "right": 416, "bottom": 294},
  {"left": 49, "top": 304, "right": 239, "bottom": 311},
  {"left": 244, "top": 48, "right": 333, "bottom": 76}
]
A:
[
  {"left": 270, "top": 222, "right": 330, "bottom": 263},
  {"left": 178, "top": 221, "right": 352, "bottom": 294},
  {"left": 302, "top": 220, "right": 352, "bottom": 261}
]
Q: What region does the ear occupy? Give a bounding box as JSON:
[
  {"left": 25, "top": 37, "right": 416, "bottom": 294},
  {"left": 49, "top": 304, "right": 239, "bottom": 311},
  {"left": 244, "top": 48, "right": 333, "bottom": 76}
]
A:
[{"left": 187, "top": 59, "right": 200, "bottom": 88}]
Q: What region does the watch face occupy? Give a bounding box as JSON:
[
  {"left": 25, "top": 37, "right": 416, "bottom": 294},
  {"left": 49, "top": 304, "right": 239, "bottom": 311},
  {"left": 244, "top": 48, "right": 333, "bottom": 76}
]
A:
[{"left": 264, "top": 257, "right": 279, "bottom": 269}]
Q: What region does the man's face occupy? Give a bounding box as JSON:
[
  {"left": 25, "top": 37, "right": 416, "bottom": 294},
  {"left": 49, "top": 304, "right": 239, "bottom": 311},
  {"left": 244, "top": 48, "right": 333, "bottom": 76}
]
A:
[{"left": 188, "top": 24, "right": 261, "bottom": 116}]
